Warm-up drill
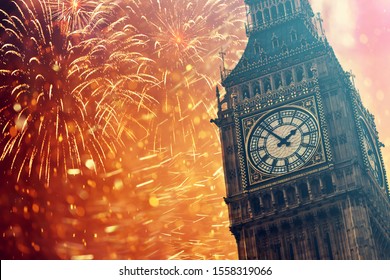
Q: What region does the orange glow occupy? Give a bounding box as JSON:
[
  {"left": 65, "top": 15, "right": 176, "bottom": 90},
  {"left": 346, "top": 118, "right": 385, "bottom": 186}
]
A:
[
  {"left": 1, "top": 0, "right": 389, "bottom": 261},
  {"left": 72, "top": 0, "right": 79, "bottom": 11}
]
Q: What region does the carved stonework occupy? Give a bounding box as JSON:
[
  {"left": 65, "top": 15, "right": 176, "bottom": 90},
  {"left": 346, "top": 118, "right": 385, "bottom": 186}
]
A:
[{"left": 213, "top": 0, "right": 390, "bottom": 260}]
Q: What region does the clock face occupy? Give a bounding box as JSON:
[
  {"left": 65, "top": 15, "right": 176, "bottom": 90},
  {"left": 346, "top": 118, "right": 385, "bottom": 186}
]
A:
[
  {"left": 360, "top": 119, "right": 383, "bottom": 187},
  {"left": 247, "top": 107, "right": 320, "bottom": 175}
]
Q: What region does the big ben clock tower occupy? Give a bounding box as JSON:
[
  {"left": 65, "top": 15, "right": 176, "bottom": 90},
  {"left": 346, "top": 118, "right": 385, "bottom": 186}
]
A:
[{"left": 212, "top": 0, "right": 390, "bottom": 259}]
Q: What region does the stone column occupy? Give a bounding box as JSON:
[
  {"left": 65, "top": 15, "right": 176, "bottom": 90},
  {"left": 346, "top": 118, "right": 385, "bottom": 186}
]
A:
[
  {"left": 294, "top": 184, "right": 301, "bottom": 204},
  {"left": 307, "top": 179, "right": 313, "bottom": 201},
  {"left": 283, "top": 189, "right": 289, "bottom": 208}
]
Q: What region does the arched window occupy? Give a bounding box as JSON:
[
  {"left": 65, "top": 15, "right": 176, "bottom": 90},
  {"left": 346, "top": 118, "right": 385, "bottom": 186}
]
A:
[
  {"left": 291, "top": 0, "right": 297, "bottom": 12},
  {"left": 278, "top": 3, "right": 285, "bottom": 17},
  {"left": 250, "top": 196, "right": 261, "bottom": 215},
  {"left": 271, "top": 6, "right": 278, "bottom": 20},
  {"left": 326, "top": 232, "right": 334, "bottom": 260},
  {"left": 285, "top": 1, "right": 293, "bottom": 15},
  {"left": 274, "top": 190, "right": 285, "bottom": 209},
  {"left": 231, "top": 203, "right": 240, "bottom": 220},
  {"left": 242, "top": 85, "right": 250, "bottom": 99},
  {"left": 323, "top": 175, "right": 335, "bottom": 194},
  {"left": 310, "top": 179, "right": 321, "bottom": 197},
  {"left": 286, "top": 186, "right": 296, "bottom": 205},
  {"left": 296, "top": 65, "right": 304, "bottom": 82},
  {"left": 253, "top": 82, "right": 261, "bottom": 95},
  {"left": 257, "top": 11, "right": 264, "bottom": 25},
  {"left": 253, "top": 40, "right": 261, "bottom": 55},
  {"left": 262, "top": 193, "right": 272, "bottom": 210},
  {"left": 272, "top": 34, "right": 279, "bottom": 48},
  {"left": 263, "top": 77, "right": 272, "bottom": 92},
  {"left": 290, "top": 29, "right": 298, "bottom": 41},
  {"left": 264, "top": 8, "right": 271, "bottom": 23},
  {"left": 274, "top": 73, "right": 282, "bottom": 89},
  {"left": 299, "top": 183, "right": 309, "bottom": 202},
  {"left": 284, "top": 70, "right": 293, "bottom": 86},
  {"left": 289, "top": 243, "right": 295, "bottom": 260},
  {"left": 306, "top": 63, "right": 314, "bottom": 78}
]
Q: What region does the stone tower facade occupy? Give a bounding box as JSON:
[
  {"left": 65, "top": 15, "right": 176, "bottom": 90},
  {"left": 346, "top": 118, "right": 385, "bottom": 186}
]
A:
[{"left": 212, "top": 0, "right": 390, "bottom": 259}]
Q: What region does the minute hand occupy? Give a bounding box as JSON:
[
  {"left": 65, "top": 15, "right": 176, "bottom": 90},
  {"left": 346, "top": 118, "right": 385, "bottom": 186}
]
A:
[{"left": 261, "top": 125, "right": 284, "bottom": 142}]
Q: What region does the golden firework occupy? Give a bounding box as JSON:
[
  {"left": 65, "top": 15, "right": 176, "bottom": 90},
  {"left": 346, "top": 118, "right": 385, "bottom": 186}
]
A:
[
  {"left": 0, "top": 0, "right": 157, "bottom": 184},
  {"left": 47, "top": 0, "right": 100, "bottom": 32}
]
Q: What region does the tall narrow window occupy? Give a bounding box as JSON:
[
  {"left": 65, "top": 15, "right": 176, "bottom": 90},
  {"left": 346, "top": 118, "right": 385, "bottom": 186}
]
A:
[
  {"left": 253, "top": 40, "right": 261, "bottom": 55},
  {"left": 272, "top": 34, "right": 279, "bottom": 48},
  {"left": 264, "top": 8, "right": 271, "bottom": 23},
  {"left": 242, "top": 85, "right": 250, "bottom": 99},
  {"left": 310, "top": 179, "right": 321, "bottom": 198},
  {"left": 290, "top": 29, "right": 298, "bottom": 41},
  {"left": 271, "top": 6, "right": 278, "bottom": 20},
  {"left": 278, "top": 3, "right": 285, "bottom": 17},
  {"left": 289, "top": 243, "right": 295, "bottom": 260},
  {"left": 286, "top": 1, "right": 293, "bottom": 15},
  {"left": 313, "top": 236, "right": 321, "bottom": 260},
  {"left": 276, "top": 244, "right": 282, "bottom": 259},
  {"left": 263, "top": 77, "right": 271, "bottom": 92},
  {"left": 296, "top": 65, "right": 304, "bottom": 82},
  {"left": 306, "top": 63, "right": 315, "bottom": 78},
  {"left": 257, "top": 11, "right": 264, "bottom": 25},
  {"left": 274, "top": 73, "right": 282, "bottom": 89},
  {"left": 299, "top": 183, "right": 309, "bottom": 201},
  {"left": 262, "top": 194, "right": 272, "bottom": 210},
  {"left": 285, "top": 70, "right": 293, "bottom": 86},
  {"left": 323, "top": 175, "right": 335, "bottom": 194},
  {"left": 286, "top": 186, "right": 296, "bottom": 205},
  {"left": 274, "top": 190, "right": 285, "bottom": 209},
  {"left": 250, "top": 197, "right": 261, "bottom": 215},
  {"left": 326, "top": 233, "right": 334, "bottom": 260},
  {"left": 253, "top": 82, "right": 261, "bottom": 95}
]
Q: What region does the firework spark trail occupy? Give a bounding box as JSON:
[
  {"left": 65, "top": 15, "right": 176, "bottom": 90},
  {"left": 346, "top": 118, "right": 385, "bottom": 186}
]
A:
[
  {"left": 0, "top": 0, "right": 246, "bottom": 260},
  {"left": 0, "top": 0, "right": 157, "bottom": 184},
  {"left": 82, "top": 0, "right": 247, "bottom": 259},
  {"left": 72, "top": 0, "right": 247, "bottom": 259},
  {"left": 47, "top": 0, "right": 99, "bottom": 32},
  {"left": 123, "top": 0, "right": 246, "bottom": 157},
  {"left": 2, "top": 0, "right": 389, "bottom": 261},
  {"left": 126, "top": 0, "right": 245, "bottom": 80}
]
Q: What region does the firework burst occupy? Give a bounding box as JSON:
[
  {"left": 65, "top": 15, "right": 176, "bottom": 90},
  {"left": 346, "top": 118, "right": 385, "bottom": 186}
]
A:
[
  {"left": 47, "top": 0, "right": 99, "bottom": 32},
  {"left": 126, "top": 0, "right": 245, "bottom": 80},
  {"left": 0, "top": 0, "right": 157, "bottom": 184},
  {"left": 94, "top": 0, "right": 248, "bottom": 260},
  {"left": 0, "top": 0, "right": 246, "bottom": 260}
]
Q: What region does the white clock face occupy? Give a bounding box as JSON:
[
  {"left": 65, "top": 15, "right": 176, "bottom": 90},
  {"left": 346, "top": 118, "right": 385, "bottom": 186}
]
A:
[
  {"left": 360, "top": 120, "right": 383, "bottom": 187},
  {"left": 247, "top": 107, "right": 320, "bottom": 175}
]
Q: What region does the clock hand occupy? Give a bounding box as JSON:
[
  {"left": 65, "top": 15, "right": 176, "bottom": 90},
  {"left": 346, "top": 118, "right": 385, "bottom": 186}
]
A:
[
  {"left": 277, "top": 129, "right": 297, "bottom": 147},
  {"left": 284, "top": 129, "right": 297, "bottom": 141},
  {"left": 261, "top": 125, "right": 284, "bottom": 142}
]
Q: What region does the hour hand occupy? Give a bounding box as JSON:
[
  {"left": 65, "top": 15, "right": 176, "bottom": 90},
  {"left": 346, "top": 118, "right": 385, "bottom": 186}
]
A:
[{"left": 277, "top": 129, "right": 297, "bottom": 147}]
